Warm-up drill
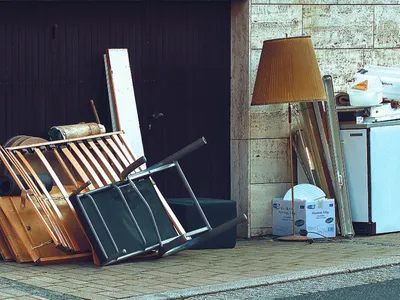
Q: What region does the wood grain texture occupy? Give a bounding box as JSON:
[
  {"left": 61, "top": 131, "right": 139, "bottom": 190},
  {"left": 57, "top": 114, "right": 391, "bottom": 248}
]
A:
[
  {"left": 0, "top": 223, "right": 14, "bottom": 261},
  {"left": 0, "top": 207, "right": 32, "bottom": 263}
]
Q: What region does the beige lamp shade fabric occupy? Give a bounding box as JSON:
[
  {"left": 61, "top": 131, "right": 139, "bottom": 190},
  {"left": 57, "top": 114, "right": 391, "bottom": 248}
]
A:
[{"left": 252, "top": 36, "right": 326, "bottom": 105}]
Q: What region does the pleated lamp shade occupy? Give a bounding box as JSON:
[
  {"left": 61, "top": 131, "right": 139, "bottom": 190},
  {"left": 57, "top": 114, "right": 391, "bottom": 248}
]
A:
[{"left": 252, "top": 36, "right": 326, "bottom": 105}]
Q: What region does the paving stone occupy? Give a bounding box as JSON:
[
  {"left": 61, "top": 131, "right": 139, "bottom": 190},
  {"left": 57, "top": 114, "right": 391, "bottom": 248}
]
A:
[{"left": 0, "top": 234, "right": 400, "bottom": 299}]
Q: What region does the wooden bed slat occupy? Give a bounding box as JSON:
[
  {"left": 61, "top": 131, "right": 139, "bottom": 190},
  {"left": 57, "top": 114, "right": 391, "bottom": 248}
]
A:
[
  {"left": 78, "top": 141, "right": 111, "bottom": 185},
  {"left": 106, "top": 137, "right": 129, "bottom": 168},
  {"left": 53, "top": 148, "right": 79, "bottom": 189},
  {"left": 69, "top": 143, "right": 104, "bottom": 188},
  {"left": 87, "top": 140, "right": 120, "bottom": 182},
  {"left": 61, "top": 146, "right": 94, "bottom": 191},
  {"left": 112, "top": 134, "right": 134, "bottom": 164},
  {"left": 97, "top": 139, "right": 124, "bottom": 174}
]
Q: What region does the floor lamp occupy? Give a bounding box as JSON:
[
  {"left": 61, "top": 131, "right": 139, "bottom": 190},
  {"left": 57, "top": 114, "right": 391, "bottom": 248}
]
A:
[{"left": 251, "top": 36, "right": 326, "bottom": 241}]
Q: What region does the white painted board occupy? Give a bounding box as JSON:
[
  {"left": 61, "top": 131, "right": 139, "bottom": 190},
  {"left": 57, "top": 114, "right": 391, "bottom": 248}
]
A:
[
  {"left": 106, "top": 49, "right": 145, "bottom": 161},
  {"left": 340, "top": 129, "right": 369, "bottom": 223}
]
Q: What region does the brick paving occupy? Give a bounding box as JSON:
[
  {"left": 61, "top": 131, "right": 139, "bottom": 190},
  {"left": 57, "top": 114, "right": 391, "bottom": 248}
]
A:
[{"left": 1, "top": 233, "right": 400, "bottom": 299}]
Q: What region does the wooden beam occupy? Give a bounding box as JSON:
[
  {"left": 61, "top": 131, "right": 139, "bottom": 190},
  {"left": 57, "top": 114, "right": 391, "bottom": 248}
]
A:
[{"left": 7, "top": 131, "right": 124, "bottom": 151}]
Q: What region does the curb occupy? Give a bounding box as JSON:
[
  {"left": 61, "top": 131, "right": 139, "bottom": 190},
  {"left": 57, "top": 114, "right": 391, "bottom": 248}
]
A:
[{"left": 126, "top": 256, "right": 400, "bottom": 300}]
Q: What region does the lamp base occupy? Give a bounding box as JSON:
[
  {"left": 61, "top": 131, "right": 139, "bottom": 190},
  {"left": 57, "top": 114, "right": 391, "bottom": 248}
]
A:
[{"left": 276, "top": 234, "right": 312, "bottom": 242}]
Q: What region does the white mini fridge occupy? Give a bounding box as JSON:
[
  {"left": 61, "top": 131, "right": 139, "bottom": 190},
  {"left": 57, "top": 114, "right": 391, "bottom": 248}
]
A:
[{"left": 340, "top": 121, "right": 400, "bottom": 235}]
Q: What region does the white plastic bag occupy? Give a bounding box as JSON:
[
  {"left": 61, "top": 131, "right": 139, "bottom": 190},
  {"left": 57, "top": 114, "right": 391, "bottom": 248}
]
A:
[{"left": 348, "top": 74, "right": 383, "bottom": 107}]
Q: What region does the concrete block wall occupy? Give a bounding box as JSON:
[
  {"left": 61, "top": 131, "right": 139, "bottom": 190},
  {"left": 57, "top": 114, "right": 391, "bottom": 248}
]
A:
[{"left": 248, "top": 1, "right": 400, "bottom": 236}]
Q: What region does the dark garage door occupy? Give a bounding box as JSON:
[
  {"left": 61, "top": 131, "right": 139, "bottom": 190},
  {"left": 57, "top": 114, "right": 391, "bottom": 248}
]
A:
[{"left": 0, "top": 1, "right": 231, "bottom": 199}]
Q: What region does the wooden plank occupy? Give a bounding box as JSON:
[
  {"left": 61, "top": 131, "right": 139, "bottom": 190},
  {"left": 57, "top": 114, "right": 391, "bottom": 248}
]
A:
[
  {"left": 69, "top": 143, "right": 103, "bottom": 188},
  {"left": 8, "top": 197, "right": 41, "bottom": 262},
  {"left": 105, "top": 136, "right": 130, "bottom": 168},
  {"left": 0, "top": 225, "right": 14, "bottom": 261},
  {"left": 97, "top": 138, "right": 123, "bottom": 174},
  {"left": 112, "top": 134, "right": 134, "bottom": 164},
  {"left": 87, "top": 140, "right": 120, "bottom": 182},
  {"left": 36, "top": 252, "right": 92, "bottom": 265},
  {"left": 7, "top": 131, "right": 124, "bottom": 151},
  {"left": 52, "top": 148, "right": 79, "bottom": 189},
  {"left": 106, "top": 49, "right": 145, "bottom": 160},
  {"left": 61, "top": 146, "right": 94, "bottom": 190},
  {"left": 78, "top": 141, "right": 111, "bottom": 185},
  {"left": 0, "top": 207, "right": 32, "bottom": 263},
  {"left": 153, "top": 184, "right": 186, "bottom": 235}
]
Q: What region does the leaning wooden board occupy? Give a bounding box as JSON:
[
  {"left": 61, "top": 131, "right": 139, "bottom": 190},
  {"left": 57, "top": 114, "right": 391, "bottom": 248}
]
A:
[{"left": 105, "top": 49, "right": 145, "bottom": 164}]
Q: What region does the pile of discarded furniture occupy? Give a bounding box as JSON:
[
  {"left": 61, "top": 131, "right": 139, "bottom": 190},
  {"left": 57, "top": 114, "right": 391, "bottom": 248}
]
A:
[{"left": 0, "top": 131, "right": 246, "bottom": 266}]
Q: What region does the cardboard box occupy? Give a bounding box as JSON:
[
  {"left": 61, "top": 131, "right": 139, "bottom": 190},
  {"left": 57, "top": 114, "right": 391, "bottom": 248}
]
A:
[{"left": 272, "top": 198, "right": 336, "bottom": 238}]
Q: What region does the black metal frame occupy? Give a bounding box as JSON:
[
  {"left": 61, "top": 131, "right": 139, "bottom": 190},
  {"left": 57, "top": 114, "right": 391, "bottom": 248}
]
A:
[{"left": 70, "top": 137, "right": 247, "bottom": 266}]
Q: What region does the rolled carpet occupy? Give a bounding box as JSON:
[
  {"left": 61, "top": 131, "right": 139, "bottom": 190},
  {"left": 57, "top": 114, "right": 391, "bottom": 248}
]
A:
[
  {"left": 335, "top": 92, "right": 350, "bottom": 106},
  {"left": 0, "top": 173, "right": 53, "bottom": 196}
]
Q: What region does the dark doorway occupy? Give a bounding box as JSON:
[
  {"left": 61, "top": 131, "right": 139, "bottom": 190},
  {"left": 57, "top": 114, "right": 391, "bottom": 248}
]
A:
[{"left": 0, "top": 1, "right": 231, "bottom": 199}]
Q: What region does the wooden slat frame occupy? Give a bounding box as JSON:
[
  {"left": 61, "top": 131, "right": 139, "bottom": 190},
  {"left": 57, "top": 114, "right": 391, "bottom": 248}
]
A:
[
  {"left": 69, "top": 143, "right": 103, "bottom": 188},
  {"left": 111, "top": 134, "right": 134, "bottom": 164},
  {"left": 53, "top": 148, "right": 79, "bottom": 189},
  {"left": 14, "top": 155, "right": 74, "bottom": 251},
  {"left": 61, "top": 146, "right": 94, "bottom": 190},
  {"left": 97, "top": 138, "right": 124, "bottom": 174},
  {"left": 34, "top": 148, "right": 81, "bottom": 252},
  {"left": 8, "top": 131, "right": 124, "bottom": 151},
  {"left": 0, "top": 148, "right": 63, "bottom": 247},
  {"left": 105, "top": 137, "right": 129, "bottom": 168},
  {"left": 78, "top": 141, "right": 111, "bottom": 185},
  {"left": 35, "top": 148, "right": 69, "bottom": 199},
  {"left": 10, "top": 150, "right": 69, "bottom": 249},
  {"left": 87, "top": 140, "right": 120, "bottom": 182}
]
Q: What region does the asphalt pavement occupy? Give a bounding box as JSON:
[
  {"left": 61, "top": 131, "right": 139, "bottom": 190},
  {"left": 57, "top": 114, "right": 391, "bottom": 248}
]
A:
[{"left": 187, "top": 265, "right": 400, "bottom": 300}]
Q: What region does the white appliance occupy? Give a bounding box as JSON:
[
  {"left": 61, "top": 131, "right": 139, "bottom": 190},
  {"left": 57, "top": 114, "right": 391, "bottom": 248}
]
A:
[{"left": 340, "top": 121, "right": 400, "bottom": 235}]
